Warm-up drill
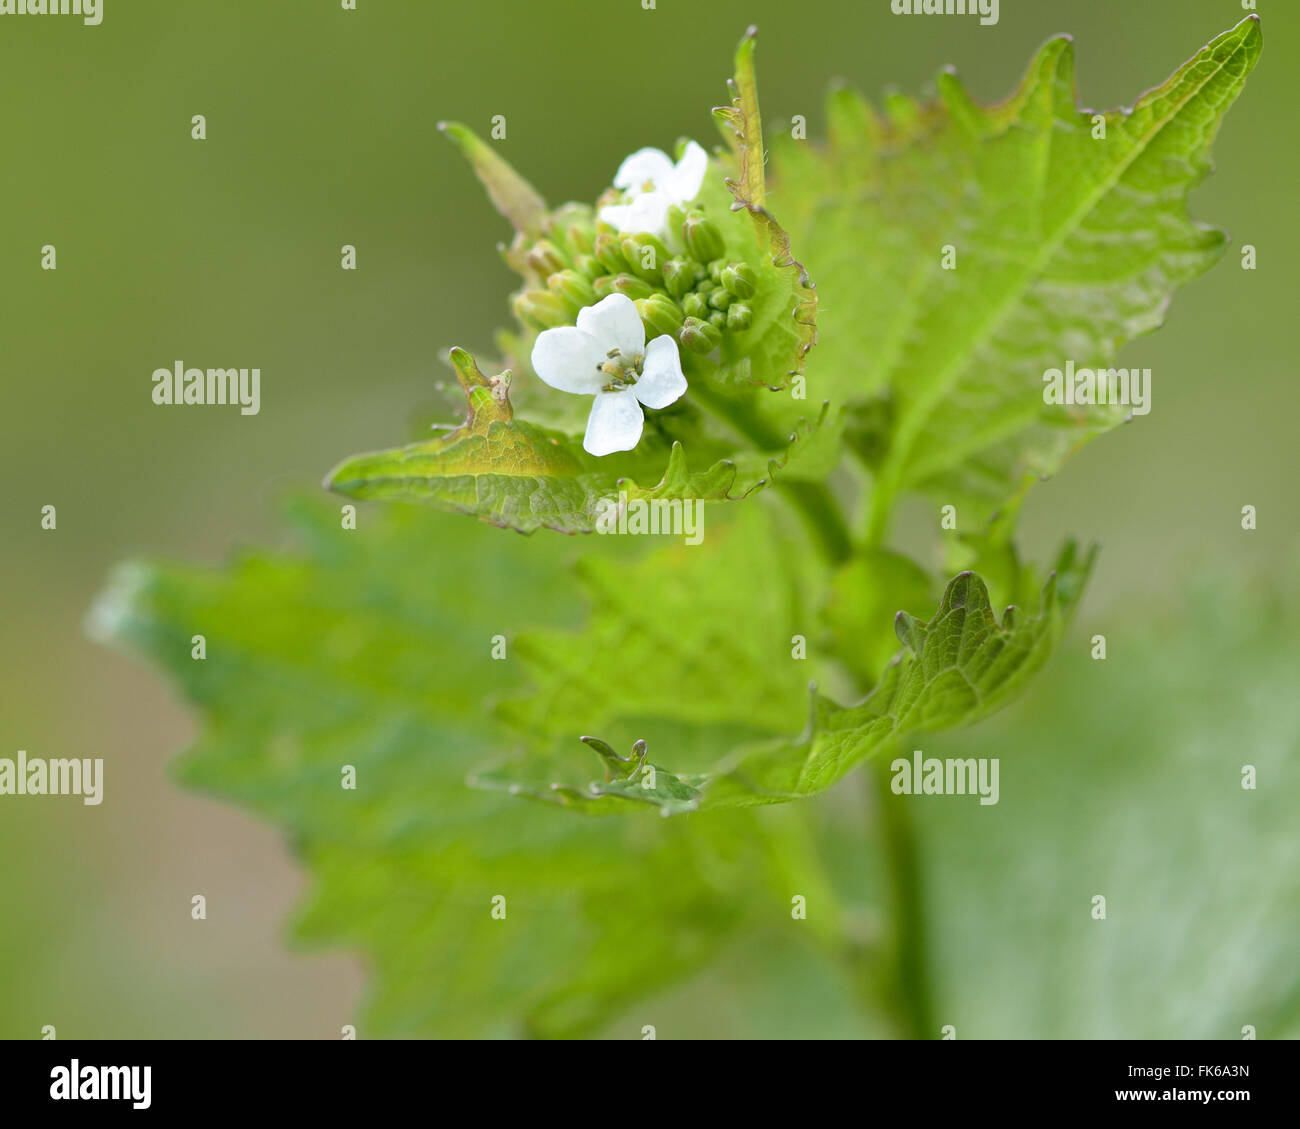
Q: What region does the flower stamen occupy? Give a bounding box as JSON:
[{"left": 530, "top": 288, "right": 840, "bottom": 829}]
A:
[{"left": 598, "top": 348, "right": 644, "bottom": 392}]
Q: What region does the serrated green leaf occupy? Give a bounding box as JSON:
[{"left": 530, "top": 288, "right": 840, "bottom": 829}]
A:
[
  {"left": 770, "top": 17, "right": 1261, "bottom": 533},
  {"left": 496, "top": 503, "right": 823, "bottom": 744},
  {"left": 511, "top": 542, "right": 1094, "bottom": 814},
  {"left": 699, "top": 29, "right": 817, "bottom": 394},
  {"left": 713, "top": 25, "right": 765, "bottom": 208},
  {"left": 88, "top": 500, "right": 816, "bottom": 1037},
  {"left": 326, "top": 347, "right": 743, "bottom": 534}
]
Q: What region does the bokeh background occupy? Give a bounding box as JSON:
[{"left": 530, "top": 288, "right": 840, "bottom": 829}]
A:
[{"left": 0, "top": 0, "right": 1294, "bottom": 1037}]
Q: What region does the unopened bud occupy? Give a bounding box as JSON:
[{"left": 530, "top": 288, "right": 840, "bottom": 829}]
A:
[
  {"left": 682, "top": 212, "right": 726, "bottom": 263},
  {"left": 708, "top": 310, "right": 727, "bottom": 329},
  {"left": 565, "top": 222, "right": 596, "bottom": 255},
  {"left": 708, "top": 288, "right": 735, "bottom": 311},
  {"left": 607, "top": 273, "right": 656, "bottom": 300},
  {"left": 621, "top": 233, "right": 671, "bottom": 283},
  {"left": 679, "top": 316, "right": 722, "bottom": 355},
  {"left": 726, "top": 303, "right": 753, "bottom": 331},
  {"left": 594, "top": 232, "right": 631, "bottom": 275},
  {"left": 662, "top": 257, "right": 695, "bottom": 299},
  {"left": 547, "top": 269, "right": 596, "bottom": 312},
  {"left": 525, "top": 240, "right": 567, "bottom": 276},
  {"left": 636, "top": 294, "right": 686, "bottom": 339},
  {"left": 681, "top": 292, "right": 709, "bottom": 319},
  {"left": 721, "top": 262, "right": 757, "bottom": 299},
  {"left": 572, "top": 253, "right": 603, "bottom": 281},
  {"left": 707, "top": 258, "right": 725, "bottom": 283},
  {"left": 513, "top": 289, "right": 572, "bottom": 330}
]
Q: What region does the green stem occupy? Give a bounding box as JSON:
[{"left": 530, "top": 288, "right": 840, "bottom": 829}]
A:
[
  {"left": 871, "top": 756, "right": 935, "bottom": 1039},
  {"left": 777, "top": 480, "right": 852, "bottom": 565},
  {"left": 860, "top": 456, "right": 900, "bottom": 549},
  {"left": 863, "top": 485, "right": 893, "bottom": 548}
]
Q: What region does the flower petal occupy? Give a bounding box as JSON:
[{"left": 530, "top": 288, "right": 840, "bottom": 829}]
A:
[
  {"left": 530, "top": 326, "right": 605, "bottom": 395},
  {"left": 635, "top": 335, "right": 688, "bottom": 409},
  {"left": 667, "top": 140, "right": 709, "bottom": 204},
  {"left": 584, "top": 390, "right": 644, "bottom": 456},
  {"left": 598, "top": 191, "right": 670, "bottom": 236},
  {"left": 577, "top": 294, "right": 645, "bottom": 359},
  {"left": 612, "top": 147, "right": 676, "bottom": 194}
]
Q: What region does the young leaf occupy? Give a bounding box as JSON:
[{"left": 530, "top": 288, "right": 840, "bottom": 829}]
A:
[
  {"left": 714, "top": 25, "right": 766, "bottom": 208},
  {"left": 438, "top": 121, "right": 547, "bottom": 238},
  {"left": 704, "top": 27, "right": 818, "bottom": 394},
  {"left": 704, "top": 545, "right": 1094, "bottom": 810},
  {"left": 491, "top": 542, "right": 1095, "bottom": 815},
  {"left": 770, "top": 17, "right": 1262, "bottom": 534},
  {"left": 326, "top": 348, "right": 740, "bottom": 533}
]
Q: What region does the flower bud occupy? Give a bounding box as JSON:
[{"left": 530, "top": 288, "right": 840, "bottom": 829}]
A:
[
  {"left": 681, "top": 292, "right": 709, "bottom": 319},
  {"left": 594, "top": 232, "right": 630, "bottom": 275},
  {"left": 707, "top": 258, "right": 724, "bottom": 283},
  {"left": 607, "top": 273, "right": 656, "bottom": 300},
  {"left": 513, "top": 289, "right": 572, "bottom": 330},
  {"left": 679, "top": 316, "right": 722, "bottom": 355},
  {"left": 546, "top": 202, "right": 594, "bottom": 244},
  {"left": 572, "top": 253, "right": 603, "bottom": 281},
  {"left": 525, "top": 240, "right": 567, "bottom": 277},
  {"left": 621, "top": 233, "right": 672, "bottom": 283},
  {"left": 547, "top": 269, "right": 596, "bottom": 312},
  {"left": 708, "top": 310, "right": 728, "bottom": 329},
  {"left": 682, "top": 212, "right": 726, "bottom": 263},
  {"left": 708, "top": 287, "right": 735, "bottom": 311},
  {"left": 564, "top": 222, "right": 595, "bottom": 255},
  {"left": 636, "top": 294, "right": 685, "bottom": 339},
  {"left": 721, "top": 262, "right": 757, "bottom": 299},
  {"left": 666, "top": 204, "right": 688, "bottom": 236},
  {"left": 662, "top": 257, "right": 695, "bottom": 299},
  {"left": 726, "top": 303, "right": 753, "bottom": 331}
]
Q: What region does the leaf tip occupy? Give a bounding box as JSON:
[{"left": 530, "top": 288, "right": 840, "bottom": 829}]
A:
[{"left": 439, "top": 121, "right": 547, "bottom": 237}]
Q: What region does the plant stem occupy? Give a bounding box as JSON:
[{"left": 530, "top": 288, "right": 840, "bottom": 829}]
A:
[
  {"left": 871, "top": 755, "right": 936, "bottom": 1039},
  {"left": 860, "top": 461, "right": 898, "bottom": 548},
  {"left": 777, "top": 480, "right": 852, "bottom": 565},
  {"left": 863, "top": 486, "right": 892, "bottom": 548}
]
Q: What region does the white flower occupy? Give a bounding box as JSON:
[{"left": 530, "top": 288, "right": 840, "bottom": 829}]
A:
[
  {"left": 530, "top": 294, "right": 687, "bottom": 456},
  {"left": 598, "top": 140, "right": 709, "bottom": 236}
]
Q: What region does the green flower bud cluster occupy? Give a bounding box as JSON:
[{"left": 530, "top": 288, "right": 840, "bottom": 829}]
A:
[{"left": 510, "top": 203, "right": 759, "bottom": 357}]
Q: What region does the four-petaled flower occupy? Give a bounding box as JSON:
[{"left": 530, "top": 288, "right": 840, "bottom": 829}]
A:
[
  {"left": 599, "top": 140, "right": 709, "bottom": 237},
  {"left": 531, "top": 294, "right": 687, "bottom": 456}
]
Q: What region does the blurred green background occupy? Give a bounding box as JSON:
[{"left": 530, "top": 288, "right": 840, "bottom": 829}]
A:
[{"left": 0, "top": 0, "right": 1294, "bottom": 1037}]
